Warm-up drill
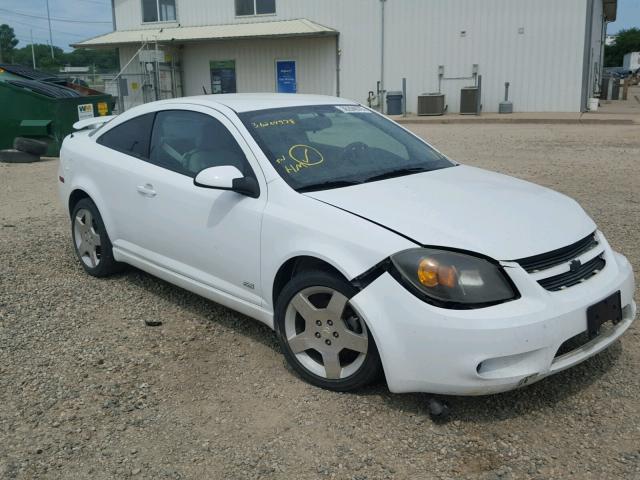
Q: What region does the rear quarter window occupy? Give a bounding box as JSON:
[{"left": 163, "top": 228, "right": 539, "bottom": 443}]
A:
[{"left": 97, "top": 113, "right": 155, "bottom": 159}]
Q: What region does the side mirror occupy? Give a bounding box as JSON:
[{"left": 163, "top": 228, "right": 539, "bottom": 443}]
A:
[{"left": 194, "top": 166, "right": 260, "bottom": 198}]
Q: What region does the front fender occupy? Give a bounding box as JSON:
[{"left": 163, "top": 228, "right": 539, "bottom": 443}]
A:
[{"left": 260, "top": 181, "right": 415, "bottom": 311}]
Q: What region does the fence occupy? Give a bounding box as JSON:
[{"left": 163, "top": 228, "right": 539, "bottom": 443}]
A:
[{"left": 103, "top": 64, "right": 183, "bottom": 113}]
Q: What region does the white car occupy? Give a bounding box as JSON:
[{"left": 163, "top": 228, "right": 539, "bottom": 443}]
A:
[{"left": 58, "top": 94, "right": 636, "bottom": 395}]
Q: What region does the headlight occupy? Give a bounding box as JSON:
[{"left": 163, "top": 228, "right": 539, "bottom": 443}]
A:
[{"left": 390, "top": 248, "right": 518, "bottom": 308}]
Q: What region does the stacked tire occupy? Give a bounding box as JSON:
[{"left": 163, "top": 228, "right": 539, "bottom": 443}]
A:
[{"left": 0, "top": 137, "right": 48, "bottom": 163}]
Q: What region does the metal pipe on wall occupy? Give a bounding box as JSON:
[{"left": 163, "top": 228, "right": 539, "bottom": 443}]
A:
[
  {"left": 580, "top": 0, "right": 596, "bottom": 111},
  {"left": 599, "top": 14, "right": 607, "bottom": 94},
  {"left": 380, "top": 0, "right": 386, "bottom": 113},
  {"left": 336, "top": 34, "right": 341, "bottom": 97},
  {"left": 154, "top": 39, "right": 160, "bottom": 101},
  {"left": 402, "top": 77, "right": 407, "bottom": 116}
]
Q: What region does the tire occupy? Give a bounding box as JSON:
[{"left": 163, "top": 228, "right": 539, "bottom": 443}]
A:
[
  {"left": 70, "top": 198, "right": 122, "bottom": 277},
  {"left": 275, "top": 270, "right": 382, "bottom": 392},
  {"left": 0, "top": 149, "right": 40, "bottom": 164},
  {"left": 13, "top": 137, "right": 48, "bottom": 156}
]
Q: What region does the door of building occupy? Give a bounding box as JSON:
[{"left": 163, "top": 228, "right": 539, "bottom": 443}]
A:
[{"left": 210, "top": 60, "right": 237, "bottom": 94}]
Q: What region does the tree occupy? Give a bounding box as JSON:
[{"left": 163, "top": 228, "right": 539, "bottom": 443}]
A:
[
  {"left": 12, "top": 44, "right": 64, "bottom": 73},
  {"left": 64, "top": 49, "right": 119, "bottom": 72},
  {"left": 0, "top": 22, "right": 118, "bottom": 73},
  {"left": 605, "top": 28, "right": 640, "bottom": 68},
  {"left": 0, "top": 24, "right": 19, "bottom": 63},
  {"left": 10, "top": 43, "right": 118, "bottom": 74}
]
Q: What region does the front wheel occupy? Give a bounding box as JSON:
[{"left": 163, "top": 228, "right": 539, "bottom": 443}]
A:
[{"left": 275, "top": 271, "right": 382, "bottom": 391}]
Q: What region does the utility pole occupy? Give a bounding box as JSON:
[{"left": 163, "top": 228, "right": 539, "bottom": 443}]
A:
[
  {"left": 31, "top": 30, "right": 36, "bottom": 69},
  {"left": 45, "top": 0, "right": 54, "bottom": 59}
]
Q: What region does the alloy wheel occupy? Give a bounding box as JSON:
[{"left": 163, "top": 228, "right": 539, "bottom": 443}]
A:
[
  {"left": 73, "top": 208, "right": 102, "bottom": 268},
  {"left": 284, "top": 286, "right": 369, "bottom": 380}
]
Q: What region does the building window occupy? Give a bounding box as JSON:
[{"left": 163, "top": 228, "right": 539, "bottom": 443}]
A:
[
  {"left": 143, "top": 0, "right": 176, "bottom": 23},
  {"left": 235, "top": 0, "right": 276, "bottom": 16}
]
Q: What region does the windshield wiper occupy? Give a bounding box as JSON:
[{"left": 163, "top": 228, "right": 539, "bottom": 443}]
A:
[
  {"left": 363, "top": 167, "right": 429, "bottom": 184},
  {"left": 297, "top": 180, "right": 362, "bottom": 193}
]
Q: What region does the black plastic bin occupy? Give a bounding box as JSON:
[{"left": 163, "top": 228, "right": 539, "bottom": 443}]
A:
[{"left": 386, "top": 91, "right": 403, "bottom": 115}]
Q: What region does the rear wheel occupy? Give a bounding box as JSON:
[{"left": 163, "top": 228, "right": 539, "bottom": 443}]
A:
[
  {"left": 275, "top": 271, "right": 381, "bottom": 391},
  {"left": 71, "top": 198, "right": 122, "bottom": 277}
]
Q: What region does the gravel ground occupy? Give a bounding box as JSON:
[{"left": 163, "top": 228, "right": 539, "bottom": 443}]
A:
[{"left": 1, "top": 123, "right": 639, "bottom": 480}]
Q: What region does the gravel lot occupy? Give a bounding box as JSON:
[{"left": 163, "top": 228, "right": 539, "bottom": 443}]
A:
[{"left": 1, "top": 123, "right": 639, "bottom": 480}]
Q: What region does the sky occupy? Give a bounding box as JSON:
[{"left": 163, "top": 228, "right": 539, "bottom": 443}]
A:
[
  {"left": 0, "top": 0, "right": 638, "bottom": 52},
  {"left": 0, "top": 0, "right": 113, "bottom": 52},
  {"left": 608, "top": 0, "right": 640, "bottom": 34}
]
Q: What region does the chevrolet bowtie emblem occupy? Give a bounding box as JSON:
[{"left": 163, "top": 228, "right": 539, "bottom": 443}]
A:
[{"left": 569, "top": 259, "right": 582, "bottom": 272}]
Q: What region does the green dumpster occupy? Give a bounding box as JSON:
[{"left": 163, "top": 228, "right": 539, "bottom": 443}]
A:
[{"left": 0, "top": 70, "right": 113, "bottom": 157}]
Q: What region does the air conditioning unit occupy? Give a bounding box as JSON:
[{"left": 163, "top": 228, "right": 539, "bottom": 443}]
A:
[
  {"left": 460, "top": 86, "right": 480, "bottom": 115},
  {"left": 417, "top": 93, "right": 446, "bottom": 116}
]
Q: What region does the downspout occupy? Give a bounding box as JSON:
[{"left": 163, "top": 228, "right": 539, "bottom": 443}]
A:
[
  {"left": 599, "top": 14, "right": 607, "bottom": 89},
  {"left": 580, "top": 0, "right": 595, "bottom": 112},
  {"left": 380, "top": 0, "right": 386, "bottom": 113},
  {"left": 111, "top": 0, "right": 124, "bottom": 111},
  {"left": 154, "top": 38, "right": 160, "bottom": 101},
  {"left": 336, "top": 33, "right": 341, "bottom": 97}
]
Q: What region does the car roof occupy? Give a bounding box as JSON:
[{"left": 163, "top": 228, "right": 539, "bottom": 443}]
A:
[{"left": 158, "top": 93, "right": 359, "bottom": 113}]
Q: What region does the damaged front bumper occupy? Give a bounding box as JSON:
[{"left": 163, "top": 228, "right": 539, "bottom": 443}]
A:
[{"left": 350, "top": 249, "right": 636, "bottom": 395}]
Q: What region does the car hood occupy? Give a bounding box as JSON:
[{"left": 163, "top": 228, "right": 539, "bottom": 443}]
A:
[{"left": 304, "top": 165, "right": 596, "bottom": 260}]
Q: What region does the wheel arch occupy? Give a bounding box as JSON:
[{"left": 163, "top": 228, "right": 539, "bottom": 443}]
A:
[
  {"left": 68, "top": 189, "right": 91, "bottom": 216},
  {"left": 272, "top": 255, "right": 350, "bottom": 308}
]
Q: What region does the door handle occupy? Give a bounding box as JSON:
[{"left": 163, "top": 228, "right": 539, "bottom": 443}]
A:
[{"left": 136, "top": 184, "right": 157, "bottom": 198}]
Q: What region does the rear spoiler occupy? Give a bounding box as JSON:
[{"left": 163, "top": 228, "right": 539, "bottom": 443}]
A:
[{"left": 73, "top": 115, "right": 116, "bottom": 131}]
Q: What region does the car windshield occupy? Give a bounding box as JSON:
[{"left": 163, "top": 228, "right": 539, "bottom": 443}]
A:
[{"left": 239, "top": 105, "right": 454, "bottom": 192}]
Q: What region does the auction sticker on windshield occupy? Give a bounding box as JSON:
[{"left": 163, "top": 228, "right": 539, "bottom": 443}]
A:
[{"left": 335, "top": 105, "right": 371, "bottom": 113}]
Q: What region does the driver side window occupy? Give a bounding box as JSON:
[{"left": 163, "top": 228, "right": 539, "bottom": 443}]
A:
[{"left": 149, "top": 110, "right": 251, "bottom": 177}]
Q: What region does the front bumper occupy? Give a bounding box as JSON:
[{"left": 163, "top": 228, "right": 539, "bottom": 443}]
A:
[{"left": 350, "top": 248, "right": 636, "bottom": 395}]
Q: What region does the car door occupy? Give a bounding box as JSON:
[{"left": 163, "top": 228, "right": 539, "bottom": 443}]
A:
[{"left": 106, "top": 105, "right": 266, "bottom": 305}]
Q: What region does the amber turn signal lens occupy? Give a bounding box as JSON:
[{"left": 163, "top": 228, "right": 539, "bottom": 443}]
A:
[
  {"left": 418, "top": 258, "right": 458, "bottom": 288},
  {"left": 417, "top": 258, "right": 439, "bottom": 287}
]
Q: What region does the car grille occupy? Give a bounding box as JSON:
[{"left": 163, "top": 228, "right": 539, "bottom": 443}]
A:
[
  {"left": 537, "top": 254, "right": 606, "bottom": 291},
  {"left": 515, "top": 232, "right": 606, "bottom": 292},
  {"left": 516, "top": 233, "right": 599, "bottom": 273}
]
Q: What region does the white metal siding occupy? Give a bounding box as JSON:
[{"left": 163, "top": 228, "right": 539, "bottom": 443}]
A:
[
  {"left": 181, "top": 37, "right": 336, "bottom": 97},
  {"left": 113, "top": 0, "right": 591, "bottom": 112},
  {"left": 384, "top": 0, "right": 588, "bottom": 113}
]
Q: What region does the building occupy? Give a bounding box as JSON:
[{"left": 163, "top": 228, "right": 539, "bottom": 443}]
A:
[
  {"left": 74, "top": 0, "right": 617, "bottom": 113},
  {"left": 60, "top": 66, "right": 91, "bottom": 74}
]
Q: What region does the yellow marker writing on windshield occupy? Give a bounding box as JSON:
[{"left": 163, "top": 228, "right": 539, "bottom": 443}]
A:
[
  {"left": 278, "top": 145, "right": 325, "bottom": 174},
  {"left": 253, "top": 119, "right": 296, "bottom": 129},
  {"left": 288, "top": 145, "right": 324, "bottom": 166}
]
